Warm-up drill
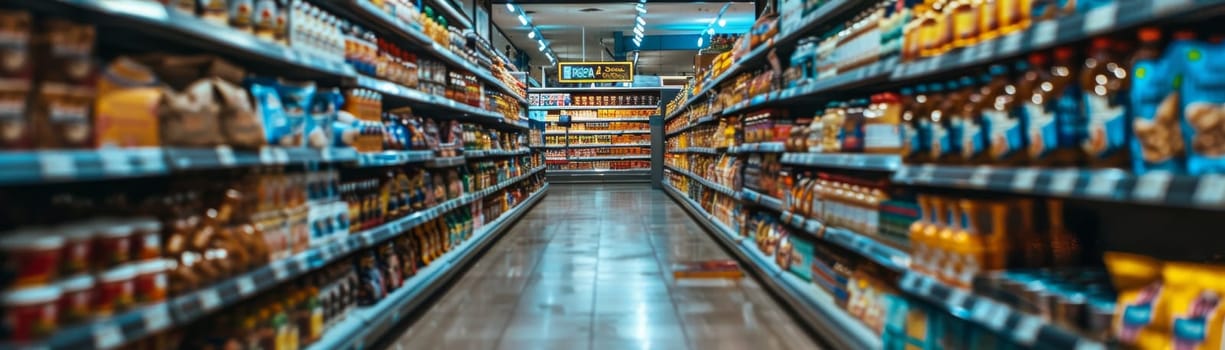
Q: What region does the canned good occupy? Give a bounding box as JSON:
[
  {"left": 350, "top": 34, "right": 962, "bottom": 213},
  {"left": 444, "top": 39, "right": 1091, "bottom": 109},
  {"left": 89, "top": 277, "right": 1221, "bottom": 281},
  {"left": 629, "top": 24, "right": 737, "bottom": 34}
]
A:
[
  {"left": 134, "top": 259, "right": 169, "bottom": 303},
  {"left": 58, "top": 223, "right": 95, "bottom": 275},
  {"left": 95, "top": 264, "right": 137, "bottom": 316},
  {"left": 1, "top": 285, "right": 61, "bottom": 341},
  {"left": 0, "top": 227, "right": 63, "bottom": 287},
  {"left": 94, "top": 219, "right": 133, "bottom": 268},
  {"left": 131, "top": 218, "right": 163, "bottom": 261},
  {"left": 56, "top": 273, "right": 94, "bottom": 324}
]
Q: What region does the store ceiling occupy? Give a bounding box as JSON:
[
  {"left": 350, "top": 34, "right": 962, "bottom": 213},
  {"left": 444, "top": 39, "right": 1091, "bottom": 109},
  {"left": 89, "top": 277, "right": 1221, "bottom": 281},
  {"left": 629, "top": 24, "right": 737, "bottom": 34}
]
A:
[{"left": 492, "top": 1, "right": 755, "bottom": 77}]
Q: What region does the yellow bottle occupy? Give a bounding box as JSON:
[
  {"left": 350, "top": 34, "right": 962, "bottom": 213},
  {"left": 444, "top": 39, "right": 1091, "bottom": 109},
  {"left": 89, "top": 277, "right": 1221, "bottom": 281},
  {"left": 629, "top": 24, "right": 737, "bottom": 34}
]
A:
[
  {"left": 909, "top": 195, "right": 932, "bottom": 273},
  {"left": 953, "top": 199, "right": 986, "bottom": 289},
  {"left": 978, "top": 0, "right": 1001, "bottom": 41},
  {"left": 922, "top": 197, "right": 947, "bottom": 275},
  {"left": 936, "top": 199, "right": 962, "bottom": 283}
]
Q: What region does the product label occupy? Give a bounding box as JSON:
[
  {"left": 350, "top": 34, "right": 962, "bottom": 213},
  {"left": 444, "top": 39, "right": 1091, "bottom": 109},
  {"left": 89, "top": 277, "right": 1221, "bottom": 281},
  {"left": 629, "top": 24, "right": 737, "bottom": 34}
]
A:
[
  {"left": 985, "top": 109, "right": 1023, "bottom": 159},
  {"left": 1083, "top": 93, "right": 1127, "bottom": 157},
  {"left": 960, "top": 117, "right": 985, "bottom": 158},
  {"left": 902, "top": 122, "right": 919, "bottom": 156},
  {"left": 865, "top": 124, "right": 902, "bottom": 150},
  {"left": 1172, "top": 317, "right": 1208, "bottom": 345},
  {"left": 931, "top": 120, "right": 952, "bottom": 158},
  {"left": 1026, "top": 102, "right": 1057, "bottom": 158}
]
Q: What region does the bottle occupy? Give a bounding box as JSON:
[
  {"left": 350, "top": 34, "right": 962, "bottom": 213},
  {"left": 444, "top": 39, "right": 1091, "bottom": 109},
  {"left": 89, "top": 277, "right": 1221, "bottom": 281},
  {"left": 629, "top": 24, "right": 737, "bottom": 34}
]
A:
[
  {"left": 961, "top": 73, "right": 991, "bottom": 163},
  {"left": 1044, "top": 199, "right": 1080, "bottom": 267},
  {"left": 1022, "top": 50, "right": 1085, "bottom": 166},
  {"left": 922, "top": 196, "right": 947, "bottom": 274},
  {"left": 953, "top": 199, "right": 987, "bottom": 288},
  {"left": 936, "top": 199, "right": 962, "bottom": 283},
  {"left": 927, "top": 82, "right": 957, "bottom": 162},
  {"left": 978, "top": 0, "right": 1001, "bottom": 41},
  {"left": 909, "top": 195, "right": 934, "bottom": 273},
  {"left": 985, "top": 62, "right": 1029, "bottom": 165},
  {"left": 950, "top": 0, "right": 979, "bottom": 49},
  {"left": 1081, "top": 37, "right": 1131, "bottom": 168}
]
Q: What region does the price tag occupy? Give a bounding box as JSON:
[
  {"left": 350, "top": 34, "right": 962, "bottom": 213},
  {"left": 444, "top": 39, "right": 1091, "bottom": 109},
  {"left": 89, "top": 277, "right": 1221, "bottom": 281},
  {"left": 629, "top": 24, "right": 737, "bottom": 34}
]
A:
[
  {"left": 320, "top": 148, "right": 333, "bottom": 162},
  {"left": 40, "top": 152, "right": 76, "bottom": 179},
  {"left": 258, "top": 147, "right": 276, "bottom": 164},
  {"left": 1049, "top": 169, "right": 1079, "bottom": 194},
  {"left": 216, "top": 146, "right": 237, "bottom": 166},
  {"left": 137, "top": 148, "right": 165, "bottom": 172},
  {"left": 1193, "top": 174, "right": 1225, "bottom": 206},
  {"left": 999, "top": 33, "right": 1024, "bottom": 55},
  {"left": 976, "top": 39, "right": 996, "bottom": 61},
  {"left": 1012, "top": 316, "right": 1044, "bottom": 343},
  {"left": 143, "top": 306, "right": 172, "bottom": 332},
  {"left": 274, "top": 148, "right": 290, "bottom": 164},
  {"left": 1152, "top": 0, "right": 1192, "bottom": 15},
  {"left": 1012, "top": 168, "right": 1040, "bottom": 191},
  {"left": 915, "top": 165, "right": 936, "bottom": 183},
  {"left": 1031, "top": 21, "right": 1058, "bottom": 47},
  {"left": 236, "top": 277, "right": 255, "bottom": 295},
  {"left": 969, "top": 166, "right": 992, "bottom": 187},
  {"left": 1082, "top": 4, "right": 1118, "bottom": 34},
  {"left": 899, "top": 273, "right": 921, "bottom": 291},
  {"left": 198, "top": 289, "right": 221, "bottom": 311},
  {"left": 93, "top": 324, "right": 124, "bottom": 349},
  {"left": 971, "top": 300, "right": 995, "bottom": 323},
  {"left": 1086, "top": 171, "right": 1122, "bottom": 198},
  {"left": 959, "top": 46, "right": 976, "bottom": 64},
  {"left": 271, "top": 262, "right": 289, "bottom": 280},
  {"left": 986, "top": 301, "right": 1010, "bottom": 330},
  {"left": 947, "top": 289, "right": 970, "bottom": 310},
  {"left": 1135, "top": 171, "right": 1173, "bottom": 202},
  {"left": 100, "top": 149, "right": 134, "bottom": 175}
]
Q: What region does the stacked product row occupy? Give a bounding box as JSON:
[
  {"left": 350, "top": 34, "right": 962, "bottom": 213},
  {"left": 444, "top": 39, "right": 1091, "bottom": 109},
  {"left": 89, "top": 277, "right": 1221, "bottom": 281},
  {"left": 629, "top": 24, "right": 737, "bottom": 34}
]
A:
[
  {"left": 664, "top": 1, "right": 1225, "bottom": 349},
  {"left": 530, "top": 89, "right": 661, "bottom": 179}
]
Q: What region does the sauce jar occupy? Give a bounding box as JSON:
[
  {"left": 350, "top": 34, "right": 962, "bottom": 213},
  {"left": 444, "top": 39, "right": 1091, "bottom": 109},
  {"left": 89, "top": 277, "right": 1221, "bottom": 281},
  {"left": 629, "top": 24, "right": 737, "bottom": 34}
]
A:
[
  {"left": 1, "top": 285, "right": 61, "bottom": 341},
  {"left": 0, "top": 227, "right": 63, "bottom": 287},
  {"left": 95, "top": 264, "right": 136, "bottom": 317},
  {"left": 58, "top": 222, "right": 94, "bottom": 275},
  {"left": 93, "top": 219, "right": 133, "bottom": 268},
  {"left": 55, "top": 273, "right": 94, "bottom": 324},
  {"left": 131, "top": 217, "right": 163, "bottom": 261},
  {"left": 134, "top": 259, "right": 168, "bottom": 304}
]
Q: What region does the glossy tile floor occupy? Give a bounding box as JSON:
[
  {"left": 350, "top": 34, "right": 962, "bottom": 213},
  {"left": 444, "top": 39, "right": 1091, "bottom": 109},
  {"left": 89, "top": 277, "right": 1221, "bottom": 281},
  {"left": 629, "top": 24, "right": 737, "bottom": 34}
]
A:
[{"left": 391, "top": 184, "right": 823, "bottom": 350}]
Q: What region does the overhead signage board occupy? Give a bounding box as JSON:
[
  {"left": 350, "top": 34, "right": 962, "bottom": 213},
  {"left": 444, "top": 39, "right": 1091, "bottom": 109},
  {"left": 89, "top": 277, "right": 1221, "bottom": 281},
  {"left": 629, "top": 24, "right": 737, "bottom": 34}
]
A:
[{"left": 558, "top": 62, "right": 634, "bottom": 83}]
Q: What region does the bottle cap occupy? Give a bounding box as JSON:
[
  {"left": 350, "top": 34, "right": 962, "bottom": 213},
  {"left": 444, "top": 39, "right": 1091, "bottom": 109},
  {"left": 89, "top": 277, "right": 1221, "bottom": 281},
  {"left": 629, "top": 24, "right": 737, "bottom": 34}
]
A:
[{"left": 1138, "top": 27, "right": 1162, "bottom": 42}]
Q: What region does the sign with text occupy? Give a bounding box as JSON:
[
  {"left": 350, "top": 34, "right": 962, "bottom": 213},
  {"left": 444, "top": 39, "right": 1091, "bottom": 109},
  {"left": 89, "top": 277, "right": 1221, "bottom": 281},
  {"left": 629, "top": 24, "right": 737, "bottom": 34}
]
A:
[{"left": 558, "top": 62, "right": 634, "bottom": 83}]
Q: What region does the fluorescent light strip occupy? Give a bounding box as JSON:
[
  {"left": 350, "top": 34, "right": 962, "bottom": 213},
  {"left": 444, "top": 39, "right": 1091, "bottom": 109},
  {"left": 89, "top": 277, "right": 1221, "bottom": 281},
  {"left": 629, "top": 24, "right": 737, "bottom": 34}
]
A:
[{"left": 630, "top": 1, "right": 647, "bottom": 49}]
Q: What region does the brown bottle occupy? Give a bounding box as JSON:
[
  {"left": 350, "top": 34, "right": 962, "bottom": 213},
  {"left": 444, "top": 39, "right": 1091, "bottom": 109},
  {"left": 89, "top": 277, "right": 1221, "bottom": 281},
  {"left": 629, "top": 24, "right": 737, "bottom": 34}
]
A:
[
  {"left": 932, "top": 80, "right": 966, "bottom": 164},
  {"left": 1080, "top": 37, "right": 1130, "bottom": 168},
  {"left": 1021, "top": 49, "right": 1083, "bottom": 166}
]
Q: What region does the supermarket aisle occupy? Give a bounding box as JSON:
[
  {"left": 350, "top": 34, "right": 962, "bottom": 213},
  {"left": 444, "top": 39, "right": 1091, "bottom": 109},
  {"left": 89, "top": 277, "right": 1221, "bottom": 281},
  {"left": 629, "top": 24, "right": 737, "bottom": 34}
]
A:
[{"left": 390, "top": 184, "right": 822, "bottom": 350}]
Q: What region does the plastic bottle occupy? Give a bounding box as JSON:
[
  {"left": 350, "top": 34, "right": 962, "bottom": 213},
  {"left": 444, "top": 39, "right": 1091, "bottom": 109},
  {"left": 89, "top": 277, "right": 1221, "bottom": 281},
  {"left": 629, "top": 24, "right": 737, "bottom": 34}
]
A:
[
  {"left": 1081, "top": 37, "right": 1131, "bottom": 168},
  {"left": 931, "top": 80, "right": 965, "bottom": 163}
]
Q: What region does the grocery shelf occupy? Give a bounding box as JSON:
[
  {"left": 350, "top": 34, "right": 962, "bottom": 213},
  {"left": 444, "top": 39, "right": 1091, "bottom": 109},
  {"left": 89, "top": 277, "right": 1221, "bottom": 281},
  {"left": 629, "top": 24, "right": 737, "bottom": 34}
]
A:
[
  {"left": 662, "top": 183, "right": 881, "bottom": 350},
  {"left": 729, "top": 142, "right": 786, "bottom": 154},
  {"left": 557, "top": 118, "right": 652, "bottom": 123},
  {"left": 309, "top": 184, "right": 548, "bottom": 350},
  {"left": 530, "top": 87, "right": 670, "bottom": 92},
  {"left": 539, "top": 143, "right": 651, "bottom": 149},
  {"left": 780, "top": 153, "right": 902, "bottom": 172},
  {"left": 897, "top": 272, "right": 1106, "bottom": 350},
  {"left": 354, "top": 150, "right": 437, "bottom": 167},
  {"left": 664, "top": 164, "right": 740, "bottom": 199},
  {"left": 356, "top": 75, "right": 526, "bottom": 131},
  {"left": 38, "top": 0, "right": 354, "bottom": 80},
  {"left": 893, "top": 165, "right": 1225, "bottom": 211},
  {"left": 549, "top": 169, "right": 650, "bottom": 183},
  {"left": 425, "top": 156, "right": 467, "bottom": 168},
  {"left": 543, "top": 130, "right": 651, "bottom": 136},
  {"left": 890, "top": 0, "right": 1224, "bottom": 82},
  {"left": 426, "top": 0, "right": 475, "bottom": 31},
  {"left": 669, "top": 147, "right": 721, "bottom": 155},
  {"left": 343, "top": 0, "right": 526, "bottom": 105},
  {"left": 565, "top": 155, "right": 651, "bottom": 162},
  {"left": 663, "top": 0, "right": 866, "bottom": 121},
  {"left": 777, "top": 211, "right": 911, "bottom": 272},
  {"left": 0, "top": 148, "right": 169, "bottom": 185},
  {"left": 529, "top": 105, "right": 660, "bottom": 110},
  {"left": 18, "top": 166, "right": 545, "bottom": 350},
  {"left": 741, "top": 188, "right": 785, "bottom": 212},
  {"left": 464, "top": 149, "right": 531, "bottom": 159},
  {"left": 664, "top": 115, "right": 718, "bottom": 137}
]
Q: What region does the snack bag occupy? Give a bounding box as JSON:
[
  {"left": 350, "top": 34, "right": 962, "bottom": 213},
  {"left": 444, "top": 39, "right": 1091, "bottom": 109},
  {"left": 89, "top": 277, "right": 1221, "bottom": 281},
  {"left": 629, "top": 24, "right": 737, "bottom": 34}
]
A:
[
  {"left": 1166, "top": 262, "right": 1225, "bottom": 350},
  {"left": 248, "top": 77, "right": 286, "bottom": 146},
  {"left": 306, "top": 88, "right": 339, "bottom": 148},
  {"left": 275, "top": 80, "right": 315, "bottom": 147},
  {"left": 1179, "top": 39, "right": 1225, "bottom": 174},
  {"left": 213, "top": 78, "right": 265, "bottom": 148},
  {"left": 0, "top": 10, "right": 34, "bottom": 149},
  {"left": 95, "top": 57, "right": 162, "bottom": 147},
  {"left": 1106, "top": 252, "right": 1169, "bottom": 349},
  {"left": 159, "top": 79, "right": 224, "bottom": 147},
  {"left": 1130, "top": 28, "right": 1184, "bottom": 173}
]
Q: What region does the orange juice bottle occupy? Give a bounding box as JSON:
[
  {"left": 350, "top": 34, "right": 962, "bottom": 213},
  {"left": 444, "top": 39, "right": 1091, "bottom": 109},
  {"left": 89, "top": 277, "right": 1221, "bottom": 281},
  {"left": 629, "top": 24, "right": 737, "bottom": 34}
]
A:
[
  {"left": 949, "top": 0, "right": 979, "bottom": 49},
  {"left": 909, "top": 195, "right": 933, "bottom": 273},
  {"left": 936, "top": 199, "right": 962, "bottom": 283},
  {"left": 978, "top": 0, "right": 1001, "bottom": 41},
  {"left": 952, "top": 199, "right": 987, "bottom": 289},
  {"left": 922, "top": 196, "right": 947, "bottom": 275}
]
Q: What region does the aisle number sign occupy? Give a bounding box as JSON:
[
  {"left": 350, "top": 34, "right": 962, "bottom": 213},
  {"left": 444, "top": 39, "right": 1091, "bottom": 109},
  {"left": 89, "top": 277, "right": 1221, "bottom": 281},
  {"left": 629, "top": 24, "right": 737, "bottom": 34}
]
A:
[{"left": 558, "top": 62, "right": 634, "bottom": 83}]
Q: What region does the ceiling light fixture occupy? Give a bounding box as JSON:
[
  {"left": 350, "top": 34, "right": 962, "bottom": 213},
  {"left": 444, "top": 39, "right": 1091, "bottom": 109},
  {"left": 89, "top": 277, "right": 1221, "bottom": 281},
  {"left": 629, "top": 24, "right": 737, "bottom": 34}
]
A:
[
  {"left": 528, "top": 31, "right": 535, "bottom": 39},
  {"left": 718, "top": 19, "right": 726, "bottom": 27},
  {"left": 628, "top": 1, "right": 648, "bottom": 52},
  {"left": 635, "top": 4, "right": 646, "bottom": 13},
  {"left": 506, "top": 3, "right": 514, "bottom": 12},
  {"left": 633, "top": 27, "right": 643, "bottom": 36},
  {"left": 517, "top": 14, "right": 527, "bottom": 25},
  {"left": 636, "top": 16, "right": 645, "bottom": 25},
  {"left": 707, "top": 28, "right": 714, "bottom": 35},
  {"left": 698, "top": 3, "right": 731, "bottom": 50},
  {"left": 697, "top": 37, "right": 703, "bottom": 47}
]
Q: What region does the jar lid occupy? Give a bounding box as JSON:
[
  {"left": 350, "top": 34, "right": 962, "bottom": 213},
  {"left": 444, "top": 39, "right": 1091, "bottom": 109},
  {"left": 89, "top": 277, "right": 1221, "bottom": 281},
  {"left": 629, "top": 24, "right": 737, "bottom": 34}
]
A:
[
  {"left": 99, "top": 219, "right": 135, "bottom": 238},
  {"left": 2, "top": 285, "right": 62, "bottom": 305},
  {"left": 136, "top": 259, "right": 169, "bottom": 274},
  {"left": 57, "top": 273, "right": 96, "bottom": 291},
  {"left": 0, "top": 227, "right": 64, "bottom": 250},
  {"left": 132, "top": 217, "right": 162, "bottom": 233},
  {"left": 59, "top": 222, "right": 97, "bottom": 241},
  {"left": 99, "top": 264, "right": 137, "bottom": 282}
]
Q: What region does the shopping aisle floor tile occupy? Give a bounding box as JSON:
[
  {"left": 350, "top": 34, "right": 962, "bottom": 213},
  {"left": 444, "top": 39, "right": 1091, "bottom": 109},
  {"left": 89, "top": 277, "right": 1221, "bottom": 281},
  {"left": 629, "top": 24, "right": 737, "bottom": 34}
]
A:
[{"left": 391, "top": 184, "right": 822, "bottom": 350}]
